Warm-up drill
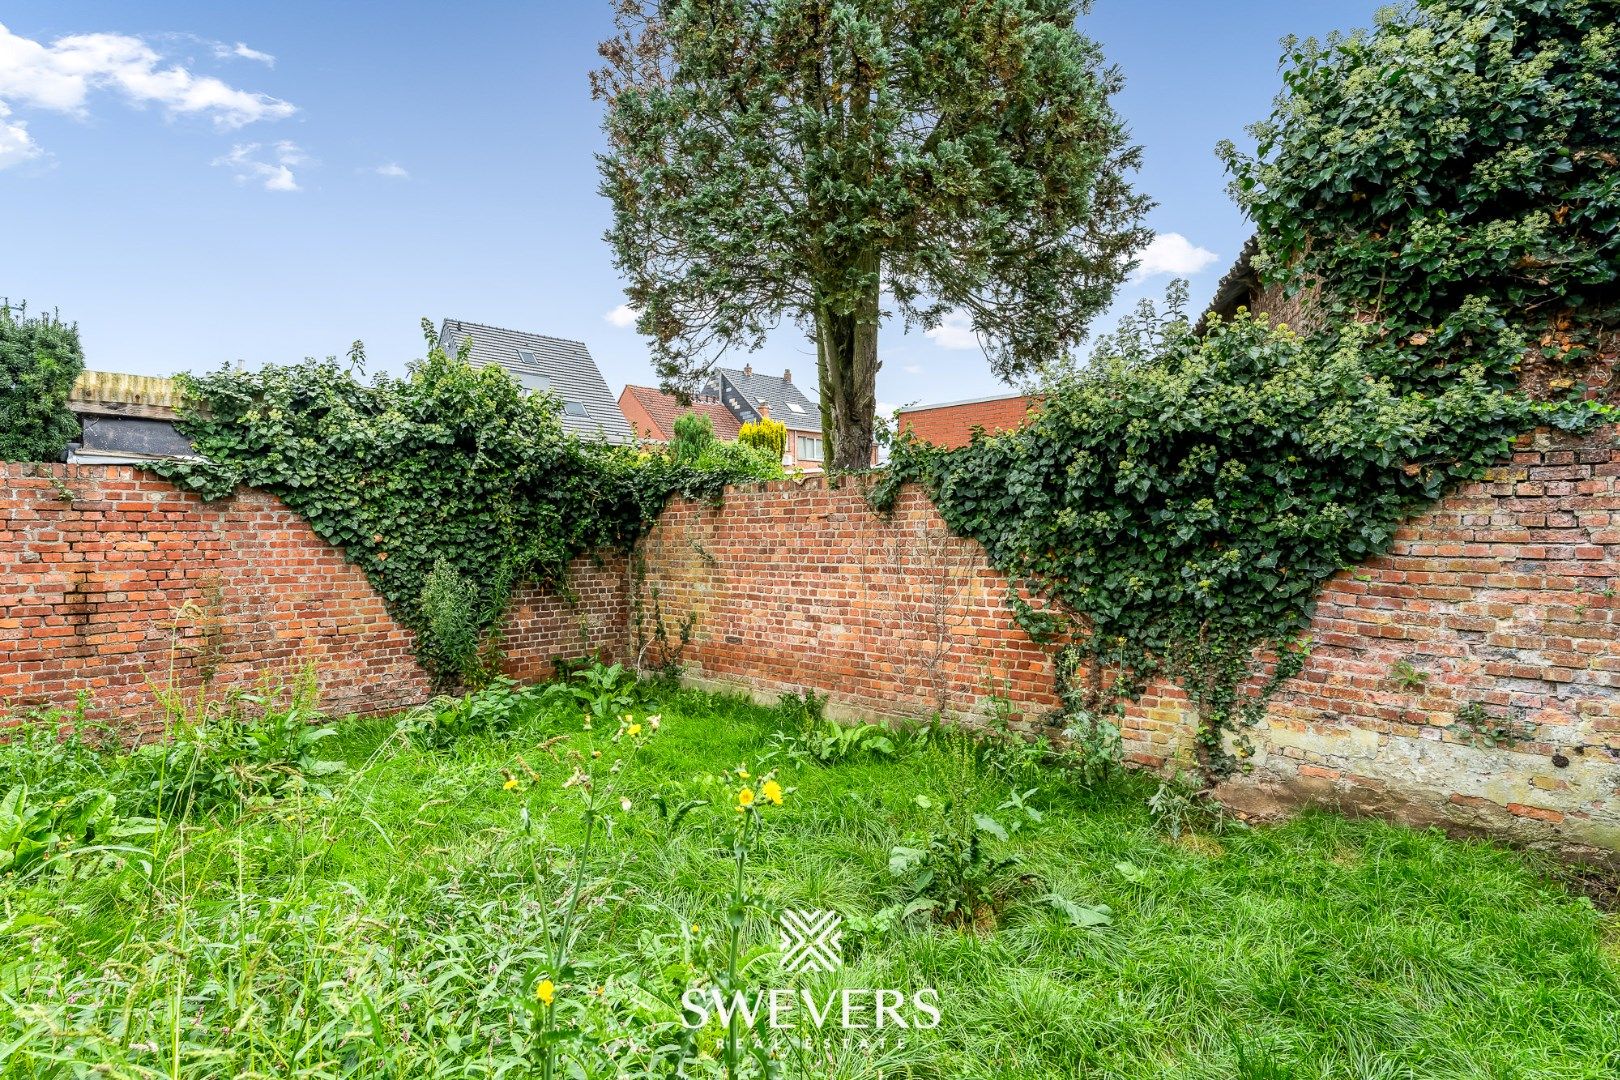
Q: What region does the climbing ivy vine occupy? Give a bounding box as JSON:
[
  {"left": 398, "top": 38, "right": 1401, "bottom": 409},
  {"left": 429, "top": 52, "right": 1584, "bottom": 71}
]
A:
[
  {"left": 880, "top": 0, "right": 1617, "bottom": 780},
  {"left": 151, "top": 323, "right": 780, "bottom": 686}
]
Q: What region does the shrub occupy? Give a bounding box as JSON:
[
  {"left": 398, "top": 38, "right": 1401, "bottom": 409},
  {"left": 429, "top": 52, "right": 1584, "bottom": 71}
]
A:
[
  {"left": 737, "top": 416, "right": 786, "bottom": 462},
  {"left": 0, "top": 302, "right": 84, "bottom": 462},
  {"left": 670, "top": 411, "right": 715, "bottom": 460}
]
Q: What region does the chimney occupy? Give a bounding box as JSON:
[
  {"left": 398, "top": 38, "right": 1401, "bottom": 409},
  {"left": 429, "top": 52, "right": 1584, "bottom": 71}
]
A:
[
  {"left": 783, "top": 368, "right": 792, "bottom": 383},
  {"left": 743, "top": 363, "right": 753, "bottom": 377}
]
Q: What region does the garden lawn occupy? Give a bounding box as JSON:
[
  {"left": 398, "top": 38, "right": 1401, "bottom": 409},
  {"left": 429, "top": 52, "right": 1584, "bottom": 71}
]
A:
[{"left": 2, "top": 680, "right": 1618, "bottom": 1078}]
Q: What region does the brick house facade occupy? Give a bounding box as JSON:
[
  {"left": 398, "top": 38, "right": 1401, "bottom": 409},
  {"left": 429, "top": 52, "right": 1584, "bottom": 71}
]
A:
[{"left": 897, "top": 394, "right": 1042, "bottom": 449}]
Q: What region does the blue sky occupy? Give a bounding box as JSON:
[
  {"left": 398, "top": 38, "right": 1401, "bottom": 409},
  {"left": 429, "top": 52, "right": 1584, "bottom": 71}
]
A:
[{"left": 1, "top": 1, "right": 1378, "bottom": 412}]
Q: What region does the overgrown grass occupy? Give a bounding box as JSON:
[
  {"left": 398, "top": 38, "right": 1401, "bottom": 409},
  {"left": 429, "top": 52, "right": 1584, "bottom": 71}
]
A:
[{"left": 2, "top": 679, "right": 1617, "bottom": 1078}]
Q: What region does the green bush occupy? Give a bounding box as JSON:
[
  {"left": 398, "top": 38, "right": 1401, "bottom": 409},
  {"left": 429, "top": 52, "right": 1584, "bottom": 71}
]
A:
[
  {"left": 669, "top": 411, "right": 715, "bottom": 460},
  {"left": 1220, "top": 0, "right": 1619, "bottom": 365},
  {"left": 737, "top": 416, "right": 787, "bottom": 462},
  {"left": 0, "top": 302, "right": 84, "bottom": 463}
]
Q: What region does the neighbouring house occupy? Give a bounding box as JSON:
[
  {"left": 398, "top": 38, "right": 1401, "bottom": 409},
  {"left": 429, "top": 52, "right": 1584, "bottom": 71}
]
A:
[
  {"left": 617, "top": 385, "right": 742, "bottom": 444},
  {"left": 438, "top": 318, "right": 633, "bottom": 443},
  {"left": 703, "top": 364, "right": 827, "bottom": 469},
  {"left": 896, "top": 393, "right": 1042, "bottom": 450},
  {"left": 64, "top": 370, "right": 195, "bottom": 464}
]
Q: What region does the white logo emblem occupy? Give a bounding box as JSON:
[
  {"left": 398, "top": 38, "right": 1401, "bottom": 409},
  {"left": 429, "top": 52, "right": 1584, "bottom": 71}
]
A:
[{"left": 778, "top": 909, "right": 843, "bottom": 974}]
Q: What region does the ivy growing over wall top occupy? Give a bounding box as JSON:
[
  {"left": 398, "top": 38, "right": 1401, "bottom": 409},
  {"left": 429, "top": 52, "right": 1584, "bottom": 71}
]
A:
[
  {"left": 151, "top": 323, "right": 781, "bottom": 686},
  {"left": 880, "top": 0, "right": 1618, "bottom": 780}
]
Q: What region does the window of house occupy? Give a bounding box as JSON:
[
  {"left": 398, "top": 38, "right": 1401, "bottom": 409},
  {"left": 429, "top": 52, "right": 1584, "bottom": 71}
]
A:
[
  {"left": 563, "top": 401, "right": 589, "bottom": 417},
  {"left": 515, "top": 371, "right": 551, "bottom": 392},
  {"left": 517, "top": 349, "right": 538, "bottom": 366},
  {"left": 786, "top": 402, "right": 806, "bottom": 414},
  {"left": 795, "top": 434, "right": 823, "bottom": 462}
]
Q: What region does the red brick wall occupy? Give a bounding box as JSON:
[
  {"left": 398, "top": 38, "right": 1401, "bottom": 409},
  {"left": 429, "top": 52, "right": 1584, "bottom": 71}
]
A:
[
  {"left": 0, "top": 464, "right": 625, "bottom": 736},
  {"left": 897, "top": 395, "right": 1042, "bottom": 450},
  {"left": 638, "top": 430, "right": 1620, "bottom": 858},
  {"left": 5, "top": 423, "right": 1618, "bottom": 855},
  {"left": 636, "top": 480, "right": 1059, "bottom": 722},
  {"left": 1183, "top": 425, "right": 1620, "bottom": 859}
]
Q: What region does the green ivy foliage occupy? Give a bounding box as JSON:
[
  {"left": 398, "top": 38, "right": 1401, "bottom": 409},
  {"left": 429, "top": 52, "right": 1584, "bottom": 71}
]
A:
[
  {"left": 0, "top": 303, "right": 85, "bottom": 463},
  {"left": 884, "top": 0, "right": 1618, "bottom": 778},
  {"left": 1220, "top": 0, "right": 1619, "bottom": 372},
  {"left": 150, "top": 324, "right": 780, "bottom": 686}
]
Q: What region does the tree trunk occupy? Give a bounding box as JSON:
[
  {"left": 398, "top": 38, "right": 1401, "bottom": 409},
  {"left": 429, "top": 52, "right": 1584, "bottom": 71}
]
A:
[{"left": 814, "top": 257, "right": 880, "bottom": 472}]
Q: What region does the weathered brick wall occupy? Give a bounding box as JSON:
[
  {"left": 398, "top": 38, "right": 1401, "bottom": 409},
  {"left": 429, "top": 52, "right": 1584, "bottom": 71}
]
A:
[
  {"left": 0, "top": 464, "right": 626, "bottom": 736},
  {"left": 5, "top": 424, "right": 1617, "bottom": 856},
  {"left": 639, "top": 429, "right": 1620, "bottom": 859},
  {"left": 1191, "top": 425, "right": 1620, "bottom": 860},
  {"left": 637, "top": 481, "right": 1060, "bottom": 723}
]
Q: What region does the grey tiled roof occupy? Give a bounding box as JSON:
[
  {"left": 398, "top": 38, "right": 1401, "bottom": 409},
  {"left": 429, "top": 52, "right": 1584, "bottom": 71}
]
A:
[
  {"left": 438, "top": 318, "right": 633, "bottom": 443},
  {"left": 708, "top": 366, "right": 820, "bottom": 432},
  {"left": 1196, "top": 234, "right": 1261, "bottom": 335}
]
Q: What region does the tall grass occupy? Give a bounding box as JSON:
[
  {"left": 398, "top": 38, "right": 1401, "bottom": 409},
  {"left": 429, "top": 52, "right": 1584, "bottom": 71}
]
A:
[{"left": 1, "top": 682, "right": 1616, "bottom": 1078}]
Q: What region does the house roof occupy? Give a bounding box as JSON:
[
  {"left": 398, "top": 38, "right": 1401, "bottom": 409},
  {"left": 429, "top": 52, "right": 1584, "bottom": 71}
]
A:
[
  {"left": 709, "top": 366, "right": 819, "bottom": 431},
  {"left": 1196, "top": 234, "right": 1261, "bottom": 334},
  {"left": 438, "top": 318, "right": 633, "bottom": 443},
  {"left": 619, "top": 385, "right": 743, "bottom": 442}
]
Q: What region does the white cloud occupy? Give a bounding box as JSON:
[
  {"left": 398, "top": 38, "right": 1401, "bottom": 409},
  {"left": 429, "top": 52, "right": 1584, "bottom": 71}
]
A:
[
  {"left": 214, "top": 140, "right": 307, "bottom": 191},
  {"left": 605, "top": 303, "right": 639, "bottom": 328},
  {"left": 903, "top": 363, "right": 923, "bottom": 375},
  {"left": 0, "top": 21, "right": 296, "bottom": 141},
  {"left": 1133, "top": 232, "right": 1219, "bottom": 281},
  {"left": 216, "top": 41, "right": 275, "bottom": 67},
  {"left": 0, "top": 102, "right": 40, "bottom": 169},
  {"left": 373, "top": 161, "right": 408, "bottom": 179},
  {"left": 924, "top": 310, "right": 981, "bottom": 351}
]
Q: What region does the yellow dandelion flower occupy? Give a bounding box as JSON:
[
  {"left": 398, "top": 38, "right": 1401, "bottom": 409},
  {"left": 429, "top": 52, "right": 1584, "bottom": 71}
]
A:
[
  {"left": 736, "top": 766, "right": 751, "bottom": 780},
  {"left": 761, "top": 779, "right": 784, "bottom": 806},
  {"left": 536, "top": 979, "right": 555, "bottom": 1006},
  {"left": 737, "top": 787, "right": 755, "bottom": 808},
  {"left": 627, "top": 723, "right": 642, "bottom": 737},
  {"left": 691, "top": 923, "right": 701, "bottom": 934},
  {"left": 503, "top": 777, "right": 521, "bottom": 791}
]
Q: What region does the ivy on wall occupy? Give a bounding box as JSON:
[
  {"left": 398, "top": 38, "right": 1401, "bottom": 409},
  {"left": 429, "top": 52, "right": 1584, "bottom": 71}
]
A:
[
  {"left": 880, "top": 0, "right": 1618, "bottom": 780},
  {"left": 151, "top": 323, "right": 780, "bottom": 686}
]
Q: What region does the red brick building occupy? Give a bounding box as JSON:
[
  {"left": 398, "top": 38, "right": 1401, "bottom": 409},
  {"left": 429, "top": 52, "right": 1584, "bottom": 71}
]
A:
[
  {"left": 896, "top": 393, "right": 1042, "bottom": 449},
  {"left": 617, "top": 385, "right": 743, "bottom": 444}
]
